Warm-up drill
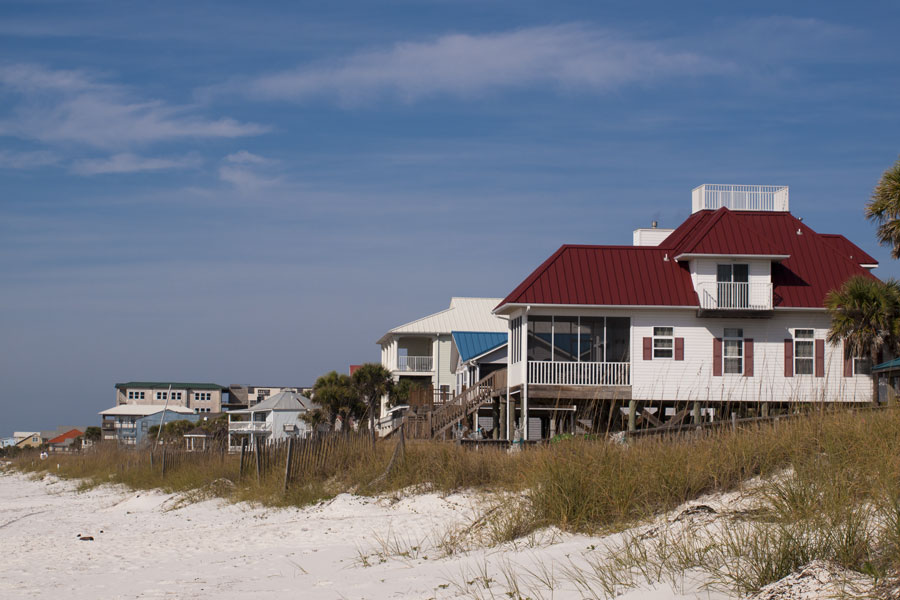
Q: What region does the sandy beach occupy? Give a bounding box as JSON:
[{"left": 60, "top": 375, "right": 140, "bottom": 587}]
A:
[{"left": 7, "top": 470, "right": 867, "bottom": 600}]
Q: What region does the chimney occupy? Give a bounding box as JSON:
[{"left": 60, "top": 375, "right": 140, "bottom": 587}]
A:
[{"left": 651, "top": 221, "right": 658, "bottom": 229}]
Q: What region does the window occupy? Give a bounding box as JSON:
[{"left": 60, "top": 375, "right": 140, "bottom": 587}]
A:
[
  {"left": 794, "top": 329, "right": 814, "bottom": 375},
  {"left": 855, "top": 357, "right": 872, "bottom": 375},
  {"left": 653, "top": 327, "right": 674, "bottom": 359},
  {"left": 141, "top": 422, "right": 149, "bottom": 431},
  {"left": 723, "top": 328, "right": 744, "bottom": 374},
  {"left": 156, "top": 392, "right": 167, "bottom": 400},
  {"left": 716, "top": 263, "right": 750, "bottom": 308},
  {"left": 510, "top": 317, "right": 522, "bottom": 363},
  {"left": 194, "top": 392, "right": 211, "bottom": 401},
  {"left": 526, "top": 316, "right": 630, "bottom": 363},
  {"left": 172, "top": 392, "right": 182, "bottom": 401},
  {"left": 128, "top": 391, "right": 134, "bottom": 399}
]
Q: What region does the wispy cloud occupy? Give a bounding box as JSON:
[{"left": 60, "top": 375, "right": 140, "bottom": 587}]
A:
[
  {"left": 0, "top": 149, "right": 59, "bottom": 169},
  {"left": 0, "top": 63, "right": 269, "bottom": 149},
  {"left": 218, "top": 151, "right": 282, "bottom": 192},
  {"left": 71, "top": 152, "right": 202, "bottom": 175},
  {"left": 231, "top": 25, "right": 730, "bottom": 105}
]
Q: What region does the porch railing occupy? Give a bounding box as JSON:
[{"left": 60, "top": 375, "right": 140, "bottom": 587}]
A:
[
  {"left": 397, "top": 355, "right": 433, "bottom": 372},
  {"left": 228, "top": 421, "right": 271, "bottom": 432},
  {"left": 697, "top": 281, "right": 773, "bottom": 311},
  {"left": 528, "top": 361, "right": 630, "bottom": 386}
]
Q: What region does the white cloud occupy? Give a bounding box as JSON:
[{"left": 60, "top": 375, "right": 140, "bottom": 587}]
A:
[
  {"left": 240, "top": 25, "right": 730, "bottom": 104},
  {"left": 71, "top": 153, "right": 202, "bottom": 175},
  {"left": 0, "top": 64, "right": 269, "bottom": 149},
  {"left": 0, "top": 149, "right": 59, "bottom": 169},
  {"left": 223, "top": 150, "right": 272, "bottom": 165}
]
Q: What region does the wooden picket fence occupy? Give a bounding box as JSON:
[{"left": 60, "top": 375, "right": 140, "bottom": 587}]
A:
[{"left": 237, "top": 432, "right": 373, "bottom": 490}]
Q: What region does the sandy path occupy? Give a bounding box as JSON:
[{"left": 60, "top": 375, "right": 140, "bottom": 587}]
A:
[{"left": 0, "top": 472, "right": 732, "bottom": 599}]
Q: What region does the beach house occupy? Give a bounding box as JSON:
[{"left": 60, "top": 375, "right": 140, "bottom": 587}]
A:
[
  {"left": 491, "top": 184, "right": 878, "bottom": 439},
  {"left": 115, "top": 382, "right": 227, "bottom": 414},
  {"left": 227, "top": 390, "right": 319, "bottom": 451},
  {"left": 100, "top": 405, "right": 198, "bottom": 446},
  {"left": 377, "top": 298, "right": 507, "bottom": 415}
]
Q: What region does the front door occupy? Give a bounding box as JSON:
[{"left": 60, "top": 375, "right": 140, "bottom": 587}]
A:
[{"left": 717, "top": 263, "right": 749, "bottom": 308}]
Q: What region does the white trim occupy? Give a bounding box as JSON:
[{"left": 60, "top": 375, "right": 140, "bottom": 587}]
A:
[
  {"left": 674, "top": 253, "right": 790, "bottom": 262},
  {"left": 861, "top": 263, "right": 879, "bottom": 269}
]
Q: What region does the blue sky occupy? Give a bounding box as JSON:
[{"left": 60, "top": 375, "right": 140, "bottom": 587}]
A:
[{"left": 2, "top": 1, "right": 900, "bottom": 435}]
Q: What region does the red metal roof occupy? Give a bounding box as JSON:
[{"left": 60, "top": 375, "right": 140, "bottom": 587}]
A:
[
  {"left": 47, "top": 429, "right": 84, "bottom": 444},
  {"left": 499, "top": 246, "right": 698, "bottom": 307},
  {"left": 820, "top": 234, "right": 878, "bottom": 266},
  {"left": 497, "top": 208, "right": 877, "bottom": 310}
]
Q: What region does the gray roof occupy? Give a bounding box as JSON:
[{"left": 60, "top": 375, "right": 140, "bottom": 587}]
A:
[{"left": 246, "top": 391, "right": 318, "bottom": 413}]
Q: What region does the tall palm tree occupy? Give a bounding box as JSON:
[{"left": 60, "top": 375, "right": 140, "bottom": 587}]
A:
[
  {"left": 351, "top": 363, "right": 394, "bottom": 448},
  {"left": 865, "top": 157, "right": 900, "bottom": 258},
  {"left": 826, "top": 275, "right": 900, "bottom": 402}
]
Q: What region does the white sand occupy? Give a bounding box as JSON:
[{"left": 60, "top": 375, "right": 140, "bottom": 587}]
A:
[{"left": 0, "top": 471, "right": 816, "bottom": 599}]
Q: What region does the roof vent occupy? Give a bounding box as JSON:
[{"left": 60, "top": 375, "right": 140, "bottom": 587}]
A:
[{"left": 692, "top": 184, "right": 789, "bottom": 213}]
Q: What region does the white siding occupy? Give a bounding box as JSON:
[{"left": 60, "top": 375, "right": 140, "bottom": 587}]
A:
[{"left": 632, "top": 310, "right": 872, "bottom": 403}]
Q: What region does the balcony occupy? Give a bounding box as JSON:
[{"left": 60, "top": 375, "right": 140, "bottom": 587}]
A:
[
  {"left": 397, "top": 355, "right": 433, "bottom": 372},
  {"left": 697, "top": 281, "right": 773, "bottom": 315},
  {"left": 528, "top": 361, "right": 631, "bottom": 386},
  {"left": 228, "top": 421, "right": 272, "bottom": 433}
]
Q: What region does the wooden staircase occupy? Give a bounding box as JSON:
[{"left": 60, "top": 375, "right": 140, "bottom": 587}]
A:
[{"left": 407, "top": 369, "right": 506, "bottom": 440}]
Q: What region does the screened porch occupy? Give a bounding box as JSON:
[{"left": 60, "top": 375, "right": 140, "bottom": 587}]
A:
[{"left": 525, "top": 316, "right": 631, "bottom": 386}]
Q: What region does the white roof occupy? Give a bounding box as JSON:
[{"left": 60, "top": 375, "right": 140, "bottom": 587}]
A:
[
  {"left": 99, "top": 404, "right": 195, "bottom": 417},
  {"left": 231, "top": 391, "right": 318, "bottom": 414},
  {"left": 378, "top": 297, "right": 506, "bottom": 344}
]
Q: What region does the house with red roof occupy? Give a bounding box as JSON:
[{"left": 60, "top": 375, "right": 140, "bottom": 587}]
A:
[
  {"left": 493, "top": 184, "right": 879, "bottom": 440},
  {"left": 46, "top": 428, "right": 84, "bottom": 452}
]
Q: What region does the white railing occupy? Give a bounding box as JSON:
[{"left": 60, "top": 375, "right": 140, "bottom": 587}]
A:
[
  {"left": 692, "top": 184, "right": 788, "bottom": 213},
  {"left": 114, "top": 422, "right": 136, "bottom": 429},
  {"left": 528, "top": 361, "right": 631, "bottom": 386},
  {"left": 697, "top": 281, "right": 773, "bottom": 311},
  {"left": 228, "top": 421, "right": 272, "bottom": 432},
  {"left": 397, "top": 355, "right": 433, "bottom": 372}
]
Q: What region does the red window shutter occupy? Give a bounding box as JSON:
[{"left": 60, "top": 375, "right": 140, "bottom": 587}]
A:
[
  {"left": 843, "top": 341, "right": 853, "bottom": 377},
  {"left": 674, "top": 337, "right": 684, "bottom": 361},
  {"left": 815, "top": 339, "right": 825, "bottom": 377},
  {"left": 713, "top": 338, "right": 722, "bottom": 376},
  {"left": 643, "top": 337, "right": 652, "bottom": 360},
  {"left": 744, "top": 339, "right": 753, "bottom": 377},
  {"left": 784, "top": 339, "right": 793, "bottom": 377}
]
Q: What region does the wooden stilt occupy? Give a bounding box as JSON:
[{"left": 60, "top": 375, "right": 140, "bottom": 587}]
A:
[
  {"left": 628, "top": 400, "right": 637, "bottom": 432},
  {"left": 692, "top": 401, "right": 701, "bottom": 424}
]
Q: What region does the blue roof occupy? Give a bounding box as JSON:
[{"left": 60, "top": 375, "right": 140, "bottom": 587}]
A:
[
  {"left": 452, "top": 331, "right": 507, "bottom": 362},
  {"left": 874, "top": 357, "right": 900, "bottom": 372}
]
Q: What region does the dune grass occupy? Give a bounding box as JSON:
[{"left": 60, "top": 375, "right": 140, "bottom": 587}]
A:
[{"left": 11, "top": 408, "right": 900, "bottom": 596}]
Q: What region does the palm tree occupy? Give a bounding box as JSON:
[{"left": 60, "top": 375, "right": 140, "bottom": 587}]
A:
[
  {"left": 351, "top": 363, "right": 394, "bottom": 448},
  {"left": 311, "top": 371, "right": 361, "bottom": 428},
  {"left": 865, "top": 157, "right": 900, "bottom": 258},
  {"left": 826, "top": 275, "right": 900, "bottom": 402}
]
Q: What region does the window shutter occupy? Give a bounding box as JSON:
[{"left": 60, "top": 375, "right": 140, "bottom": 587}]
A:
[
  {"left": 643, "top": 337, "right": 652, "bottom": 361},
  {"left": 713, "top": 338, "right": 722, "bottom": 376},
  {"left": 744, "top": 339, "right": 753, "bottom": 377},
  {"left": 843, "top": 341, "right": 853, "bottom": 377},
  {"left": 784, "top": 339, "right": 793, "bottom": 377},
  {"left": 674, "top": 337, "right": 684, "bottom": 361},
  {"left": 815, "top": 339, "right": 825, "bottom": 377}
]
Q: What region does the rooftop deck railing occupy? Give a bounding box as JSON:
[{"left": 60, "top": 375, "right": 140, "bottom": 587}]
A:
[
  {"left": 692, "top": 184, "right": 789, "bottom": 213},
  {"left": 528, "top": 361, "right": 631, "bottom": 386},
  {"left": 697, "top": 281, "right": 773, "bottom": 311}
]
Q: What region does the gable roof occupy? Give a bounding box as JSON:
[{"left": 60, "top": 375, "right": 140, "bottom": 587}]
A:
[
  {"left": 496, "top": 208, "right": 876, "bottom": 311},
  {"left": 240, "top": 391, "right": 317, "bottom": 413},
  {"left": 378, "top": 297, "right": 506, "bottom": 344},
  {"left": 47, "top": 429, "right": 84, "bottom": 444},
  {"left": 452, "top": 331, "right": 508, "bottom": 363}
]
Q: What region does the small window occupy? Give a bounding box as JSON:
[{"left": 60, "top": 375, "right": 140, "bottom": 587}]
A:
[
  {"left": 794, "top": 329, "right": 814, "bottom": 375},
  {"left": 855, "top": 357, "right": 872, "bottom": 375},
  {"left": 140, "top": 392, "right": 145, "bottom": 399},
  {"left": 723, "top": 328, "right": 743, "bottom": 374},
  {"left": 653, "top": 327, "right": 674, "bottom": 358}
]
